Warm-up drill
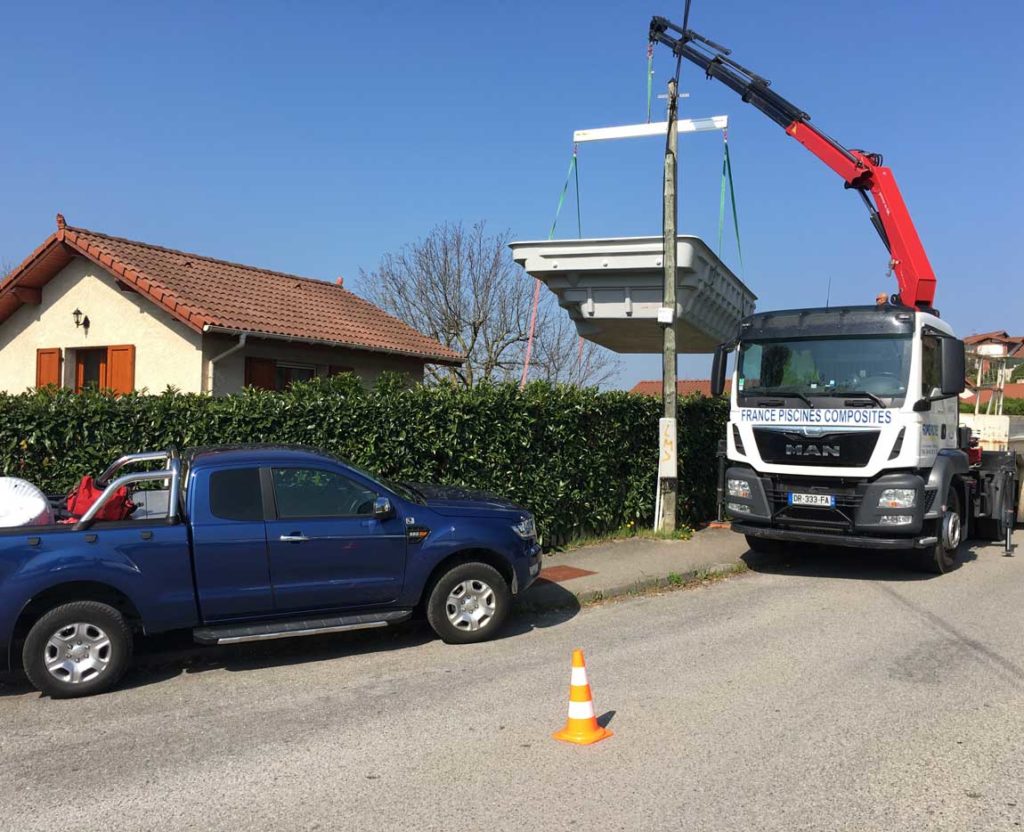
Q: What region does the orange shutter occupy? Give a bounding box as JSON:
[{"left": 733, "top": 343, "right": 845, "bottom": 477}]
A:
[
  {"left": 35, "top": 348, "right": 62, "bottom": 388},
  {"left": 106, "top": 345, "right": 136, "bottom": 394},
  {"left": 245, "top": 357, "right": 277, "bottom": 390}
]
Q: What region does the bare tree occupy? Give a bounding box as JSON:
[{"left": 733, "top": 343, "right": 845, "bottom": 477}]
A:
[
  {"left": 359, "top": 221, "right": 618, "bottom": 387},
  {"left": 1, "top": 259, "right": 14, "bottom": 280}
]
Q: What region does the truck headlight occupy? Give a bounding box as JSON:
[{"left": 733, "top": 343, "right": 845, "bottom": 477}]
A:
[
  {"left": 512, "top": 516, "right": 537, "bottom": 540},
  {"left": 727, "top": 479, "right": 752, "bottom": 499},
  {"left": 878, "top": 488, "right": 916, "bottom": 509}
]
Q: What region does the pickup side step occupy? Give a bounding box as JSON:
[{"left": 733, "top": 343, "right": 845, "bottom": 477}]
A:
[{"left": 193, "top": 610, "right": 413, "bottom": 645}]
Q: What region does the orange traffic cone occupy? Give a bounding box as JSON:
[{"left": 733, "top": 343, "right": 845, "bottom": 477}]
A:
[{"left": 552, "top": 649, "right": 612, "bottom": 745}]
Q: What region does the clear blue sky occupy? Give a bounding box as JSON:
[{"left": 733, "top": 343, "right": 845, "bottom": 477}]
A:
[{"left": 2, "top": 0, "right": 1022, "bottom": 389}]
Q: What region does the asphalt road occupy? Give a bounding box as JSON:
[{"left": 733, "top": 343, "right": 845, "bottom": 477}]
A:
[{"left": 2, "top": 539, "right": 1023, "bottom": 832}]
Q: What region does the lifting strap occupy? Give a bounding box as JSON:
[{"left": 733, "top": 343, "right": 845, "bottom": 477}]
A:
[
  {"left": 717, "top": 128, "right": 744, "bottom": 272},
  {"left": 520, "top": 146, "right": 581, "bottom": 389}
]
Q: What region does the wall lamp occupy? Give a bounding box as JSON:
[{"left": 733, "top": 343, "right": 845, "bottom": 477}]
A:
[{"left": 72, "top": 308, "right": 90, "bottom": 331}]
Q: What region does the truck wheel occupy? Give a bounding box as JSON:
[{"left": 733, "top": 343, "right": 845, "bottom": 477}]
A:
[
  {"left": 22, "top": 601, "right": 133, "bottom": 698},
  {"left": 922, "top": 486, "right": 962, "bottom": 575},
  {"left": 425, "top": 562, "right": 511, "bottom": 645},
  {"left": 744, "top": 534, "right": 783, "bottom": 555}
]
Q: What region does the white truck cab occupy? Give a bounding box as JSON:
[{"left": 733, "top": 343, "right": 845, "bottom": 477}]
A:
[{"left": 713, "top": 304, "right": 1018, "bottom": 572}]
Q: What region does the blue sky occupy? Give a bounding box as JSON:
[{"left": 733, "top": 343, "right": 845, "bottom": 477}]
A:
[{"left": 2, "top": 0, "right": 1022, "bottom": 388}]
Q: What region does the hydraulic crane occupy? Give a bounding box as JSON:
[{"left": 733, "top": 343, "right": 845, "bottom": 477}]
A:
[
  {"left": 647, "top": 16, "right": 1019, "bottom": 569},
  {"left": 649, "top": 16, "right": 937, "bottom": 310}
]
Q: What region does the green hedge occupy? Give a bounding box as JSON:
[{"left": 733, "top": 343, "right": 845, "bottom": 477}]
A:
[{"left": 0, "top": 375, "right": 727, "bottom": 545}]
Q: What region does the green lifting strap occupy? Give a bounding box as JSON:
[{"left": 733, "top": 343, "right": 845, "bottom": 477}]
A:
[
  {"left": 548, "top": 149, "right": 579, "bottom": 240},
  {"left": 717, "top": 131, "right": 744, "bottom": 272}
]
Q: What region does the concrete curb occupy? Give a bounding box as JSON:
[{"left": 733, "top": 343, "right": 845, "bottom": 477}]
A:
[{"left": 515, "top": 560, "right": 747, "bottom": 612}]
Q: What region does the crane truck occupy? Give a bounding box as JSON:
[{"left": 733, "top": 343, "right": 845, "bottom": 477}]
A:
[{"left": 649, "top": 17, "right": 1019, "bottom": 572}]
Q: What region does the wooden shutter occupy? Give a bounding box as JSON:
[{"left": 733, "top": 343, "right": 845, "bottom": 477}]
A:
[
  {"left": 35, "top": 348, "right": 62, "bottom": 388},
  {"left": 106, "top": 345, "right": 135, "bottom": 394},
  {"left": 245, "top": 357, "right": 277, "bottom": 390}
]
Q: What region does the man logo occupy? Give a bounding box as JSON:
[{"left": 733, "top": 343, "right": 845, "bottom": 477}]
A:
[{"left": 785, "top": 443, "right": 840, "bottom": 458}]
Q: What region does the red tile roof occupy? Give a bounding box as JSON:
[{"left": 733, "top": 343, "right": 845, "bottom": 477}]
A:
[
  {"left": 0, "top": 216, "right": 462, "bottom": 365},
  {"left": 963, "top": 383, "right": 1024, "bottom": 404},
  {"left": 629, "top": 379, "right": 730, "bottom": 397},
  {"left": 964, "top": 331, "right": 1024, "bottom": 352}
]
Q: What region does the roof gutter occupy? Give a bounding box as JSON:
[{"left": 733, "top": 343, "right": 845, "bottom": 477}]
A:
[
  {"left": 201, "top": 325, "right": 463, "bottom": 366},
  {"left": 206, "top": 333, "right": 247, "bottom": 393}
]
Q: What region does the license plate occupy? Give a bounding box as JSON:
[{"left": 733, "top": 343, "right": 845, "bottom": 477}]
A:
[{"left": 788, "top": 492, "right": 835, "bottom": 507}]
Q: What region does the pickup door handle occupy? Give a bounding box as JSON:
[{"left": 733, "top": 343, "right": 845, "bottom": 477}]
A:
[{"left": 279, "top": 534, "right": 309, "bottom": 543}]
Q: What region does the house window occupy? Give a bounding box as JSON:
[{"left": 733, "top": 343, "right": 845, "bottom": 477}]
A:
[
  {"left": 73, "top": 345, "right": 135, "bottom": 394},
  {"left": 276, "top": 364, "right": 315, "bottom": 389},
  {"left": 244, "top": 357, "right": 316, "bottom": 391}
]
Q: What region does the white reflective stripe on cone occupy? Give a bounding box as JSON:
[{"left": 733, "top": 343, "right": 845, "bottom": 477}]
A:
[
  {"left": 567, "top": 699, "right": 596, "bottom": 720},
  {"left": 570, "top": 667, "right": 589, "bottom": 686}
]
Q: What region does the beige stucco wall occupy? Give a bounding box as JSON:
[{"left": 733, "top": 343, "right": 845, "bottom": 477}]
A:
[
  {"left": 0, "top": 257, "right": 204, "bottom": 393},
  {"left": 202, "top": 333, "right": 425, "bottom": 395}
]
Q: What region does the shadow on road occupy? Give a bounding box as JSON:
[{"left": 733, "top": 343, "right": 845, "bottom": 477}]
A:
[
  {"left": 741, "top": 540, "right": 982, "bottom": 582},
  {"left": 0, "top": 589, "right": 581, "bottom": 698}
]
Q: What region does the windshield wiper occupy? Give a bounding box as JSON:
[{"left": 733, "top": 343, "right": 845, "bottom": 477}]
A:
[
  {"left": 828, "top": 391, "right": 887, "bottom": 408},
  {"left": 746, "top": 390, "right": 815, "bottom": 408}
]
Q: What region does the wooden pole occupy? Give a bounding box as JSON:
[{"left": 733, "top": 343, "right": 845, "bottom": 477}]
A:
[{"left": 658, "top": 78, "right": 679, "bottom": 532}]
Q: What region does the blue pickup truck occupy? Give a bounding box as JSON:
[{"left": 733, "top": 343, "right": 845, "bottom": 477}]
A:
[{"left": 0, "top": 445, "right": 542, "bottom": 698}]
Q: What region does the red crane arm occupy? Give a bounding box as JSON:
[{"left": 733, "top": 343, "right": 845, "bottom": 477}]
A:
[{"left": 649, "top": 18, "right": 937, "bottom": 310}]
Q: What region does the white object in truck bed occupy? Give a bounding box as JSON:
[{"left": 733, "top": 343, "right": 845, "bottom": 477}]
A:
[
  {"left": 509, "top": 236, "right": 756, "bottom": 353},
  {"left": 0, "top": 478, "right": 54, "bottom": 528}
]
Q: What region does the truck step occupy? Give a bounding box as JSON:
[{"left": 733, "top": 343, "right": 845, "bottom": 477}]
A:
[{"left": 193, "top": 610, "right": 413, "bottom": 645}]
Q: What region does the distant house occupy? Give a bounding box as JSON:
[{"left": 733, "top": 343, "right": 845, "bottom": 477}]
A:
[
  {"left": 0, "top": 215, "right": 461, "bottom": 394},
  {"left": 629, "top": 379, "right": 730, "bottom": 397}
]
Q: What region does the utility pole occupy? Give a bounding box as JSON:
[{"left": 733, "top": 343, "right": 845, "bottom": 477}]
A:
[{"left": 657, "top": 77, "right": 679, "bottom": 532}]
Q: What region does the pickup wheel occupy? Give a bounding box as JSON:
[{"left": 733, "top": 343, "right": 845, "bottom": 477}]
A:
[
  {"left": 425, "top": 562, "right": 511, "bottom": 645},
  {"left": 921, "top": 486, "right": 962, "bottom": 575},
  {"left": 22, "top": 601, "right": 132, "bottom": 699}
]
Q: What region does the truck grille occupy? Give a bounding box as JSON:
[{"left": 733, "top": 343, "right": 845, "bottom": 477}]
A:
[
  {"left": 765, "top": 479, "right": 864, "bottom": 530},
  {"left": 753, "top": 428, "right": 880, "bottom": 467}
]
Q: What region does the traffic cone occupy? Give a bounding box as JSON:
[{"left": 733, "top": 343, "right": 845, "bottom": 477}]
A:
[{"left": 552, "top": 649, "right": 612, "bottom": 745}]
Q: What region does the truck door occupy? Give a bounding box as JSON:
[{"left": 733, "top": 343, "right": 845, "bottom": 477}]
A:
[
  {"left": 190, "top": 466, "right": 276, "bottom": 621},
  {"left": 264, "top": 465, "right": 407, "bottom": 612}
]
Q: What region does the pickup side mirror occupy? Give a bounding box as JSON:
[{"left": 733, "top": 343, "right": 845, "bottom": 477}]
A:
[
  {"left": 711, "top": 344, "right": 729, "bottom": 398},
  {"left": 941, "top": 337, "right": 966, "bottom": 396},
  {"left": 373, "top": 496, "right": 395, "bottom": 519}
]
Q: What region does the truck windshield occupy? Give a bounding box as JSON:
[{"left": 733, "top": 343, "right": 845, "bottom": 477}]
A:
[{"left": 737, "top": 335, "right": 913, "bottom": 405}]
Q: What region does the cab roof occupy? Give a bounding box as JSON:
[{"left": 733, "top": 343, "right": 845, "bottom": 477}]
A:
[{"left": 185, "top": 444, "right": 339, "bottom": 470}]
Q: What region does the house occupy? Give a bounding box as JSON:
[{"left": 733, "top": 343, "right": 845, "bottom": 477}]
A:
[
  {"left": 629, "top": 379, "right": 730, "bottom": 397},
  {"left": 963, "top": 330, "right": 1024, "bottom": 359},
  {"left": 0, "top": 215, "right": 462, "bottom": 394}
]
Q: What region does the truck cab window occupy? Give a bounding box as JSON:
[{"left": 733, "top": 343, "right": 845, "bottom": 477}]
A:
[
  {"left": 921, "top": 335, "right": 942, "bottom": 398},
  {"left": 272, "top": 468, "right": 376, "bottom": 518},
  {"left": 209, "top": 468, "right": 263, "bottom": 522}
]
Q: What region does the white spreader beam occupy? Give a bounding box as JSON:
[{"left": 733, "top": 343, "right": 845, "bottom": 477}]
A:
[{"left": 573, "top": 115, "right": 727, "bottom": 144}]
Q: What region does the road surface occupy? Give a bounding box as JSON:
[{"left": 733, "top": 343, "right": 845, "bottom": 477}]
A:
[{"left": 2, "top": 540, "right": 1022, "bottom": 831}]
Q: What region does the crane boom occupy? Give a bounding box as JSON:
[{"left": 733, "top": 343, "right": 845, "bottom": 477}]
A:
[{"left": 649, "top": 16, "right": 937, "bottom": 310}]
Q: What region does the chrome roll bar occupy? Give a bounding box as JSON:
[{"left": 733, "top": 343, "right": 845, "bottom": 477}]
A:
[{"left": 77, "top": 447, "right": 182, "bottom": 530}]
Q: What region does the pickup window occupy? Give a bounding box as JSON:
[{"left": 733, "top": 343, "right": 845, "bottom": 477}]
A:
[
  {"left": 271, "top": 467, "right": 376, "bottom": 518},
  {"left": 209, "top": 468, "right": 263, "bottom": 522}
]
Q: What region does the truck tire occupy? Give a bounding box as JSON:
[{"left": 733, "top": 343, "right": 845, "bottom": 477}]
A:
[
  {"left": 22, "top": 601, "right": 133, "bottom": 699},
  {"left": 425, "top": 561, "right": 511, "bottom": 645},
  {"left": 921, "top": 486, "right": 962, "bottom": 575}
]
